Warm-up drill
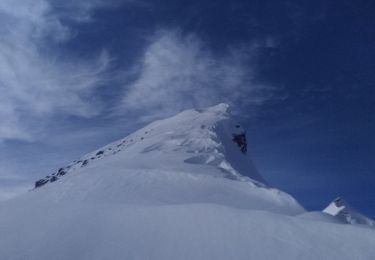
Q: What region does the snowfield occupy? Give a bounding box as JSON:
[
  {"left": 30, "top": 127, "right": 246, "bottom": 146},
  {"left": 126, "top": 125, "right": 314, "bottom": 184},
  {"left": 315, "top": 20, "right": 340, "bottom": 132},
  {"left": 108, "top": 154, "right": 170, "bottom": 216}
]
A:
[
  {"left": 1, "top": 203, "right": 375, "bottom": 260},
  {"left": 0, "top": 104, "right": 374, "bottom": 259}
]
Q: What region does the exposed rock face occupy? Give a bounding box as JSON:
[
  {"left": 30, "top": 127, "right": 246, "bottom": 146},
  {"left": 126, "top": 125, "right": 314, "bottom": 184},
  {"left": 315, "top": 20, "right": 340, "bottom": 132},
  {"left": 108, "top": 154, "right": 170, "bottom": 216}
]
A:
[
  {"left": 35, "top": 179, "right": 49, "bottom": 188},
  {"left": 232, "top": 132, "right": 247, "bottom": 154}
]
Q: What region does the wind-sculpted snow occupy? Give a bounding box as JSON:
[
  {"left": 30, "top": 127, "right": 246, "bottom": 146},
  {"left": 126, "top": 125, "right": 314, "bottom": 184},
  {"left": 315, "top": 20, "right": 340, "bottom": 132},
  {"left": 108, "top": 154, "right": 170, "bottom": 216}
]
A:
[{"left": 0, "top": 103, "right": 374, "bottom": 260}]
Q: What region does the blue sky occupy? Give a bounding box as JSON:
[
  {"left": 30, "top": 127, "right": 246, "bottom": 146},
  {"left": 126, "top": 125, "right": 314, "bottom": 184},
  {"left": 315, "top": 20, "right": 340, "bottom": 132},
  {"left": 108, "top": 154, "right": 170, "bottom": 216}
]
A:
[{"left": 0, "top": 0, "right": 374, "bottom": 217}]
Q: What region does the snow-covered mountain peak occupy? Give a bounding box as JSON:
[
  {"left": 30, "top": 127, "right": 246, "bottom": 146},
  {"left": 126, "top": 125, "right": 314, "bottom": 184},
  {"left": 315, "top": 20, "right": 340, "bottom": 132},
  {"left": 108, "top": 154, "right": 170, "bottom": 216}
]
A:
[
  {"left": 202, "top": 102, "right": 230, "bottom": 114},
  {"left": 323, "top": 197, "right": 375, "bottom": 227},
  {"left": 30, "top": 103, "right": 303, "bottom": 215},
  {"left": 35, "top": 103, "right": 263, "bottom": 188},
  {"left": 2, "top": 104, "right": 375, "bottom": 260}
]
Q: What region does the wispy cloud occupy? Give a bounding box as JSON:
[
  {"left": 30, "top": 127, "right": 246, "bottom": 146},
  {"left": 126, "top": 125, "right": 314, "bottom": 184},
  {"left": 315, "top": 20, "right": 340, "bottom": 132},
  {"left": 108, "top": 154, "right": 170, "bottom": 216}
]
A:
[
  {"left": 120, "top": 29, "right": 272, "bottom": 121},
  {"left": 0, "top": 0, "right": 111, "bottom": 141}
]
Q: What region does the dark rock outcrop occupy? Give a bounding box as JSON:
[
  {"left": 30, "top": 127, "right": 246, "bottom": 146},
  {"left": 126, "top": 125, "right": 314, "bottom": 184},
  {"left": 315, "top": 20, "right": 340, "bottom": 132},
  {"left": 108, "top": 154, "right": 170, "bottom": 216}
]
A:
[{"left": 232, "top": 132, "right": 247, "bottom": 154}]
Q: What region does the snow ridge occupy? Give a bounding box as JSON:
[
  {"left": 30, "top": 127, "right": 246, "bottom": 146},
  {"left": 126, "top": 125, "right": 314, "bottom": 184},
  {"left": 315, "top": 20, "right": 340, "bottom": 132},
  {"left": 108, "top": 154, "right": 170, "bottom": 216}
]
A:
[
  {"left": 34, "top": 103, "right": 264, "bottom": 188},
  {"left": 28, "top": 103, "right": 303, "bottom": 215}
]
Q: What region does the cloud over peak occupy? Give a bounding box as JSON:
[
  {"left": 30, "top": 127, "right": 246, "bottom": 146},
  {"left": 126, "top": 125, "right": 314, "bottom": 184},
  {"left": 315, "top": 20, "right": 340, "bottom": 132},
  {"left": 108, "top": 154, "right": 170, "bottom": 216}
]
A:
[
  {"left": 121, "top": 30, "right": 271, "bottom": 121},
  {"left": 0, "top": 2, "right": 273, "bottom": 141}
]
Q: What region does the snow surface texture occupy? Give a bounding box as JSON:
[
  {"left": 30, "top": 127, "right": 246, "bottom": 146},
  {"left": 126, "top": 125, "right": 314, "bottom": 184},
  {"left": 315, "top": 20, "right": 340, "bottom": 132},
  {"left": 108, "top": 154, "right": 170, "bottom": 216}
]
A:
[{"left": 0, "top": 103, "right": 374, "bottom": 260}]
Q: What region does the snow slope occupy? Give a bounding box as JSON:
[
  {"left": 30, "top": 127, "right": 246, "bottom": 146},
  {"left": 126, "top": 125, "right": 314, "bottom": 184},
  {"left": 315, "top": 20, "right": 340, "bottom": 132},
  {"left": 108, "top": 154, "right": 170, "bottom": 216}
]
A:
[{"left": 0, "top": 103, "right": 374, "bottom": 260}]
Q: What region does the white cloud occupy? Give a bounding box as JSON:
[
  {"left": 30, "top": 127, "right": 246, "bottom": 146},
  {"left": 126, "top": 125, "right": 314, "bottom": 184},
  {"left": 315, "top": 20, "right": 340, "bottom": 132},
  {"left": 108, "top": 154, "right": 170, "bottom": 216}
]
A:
[
  {"left": 121, "top": 30, "right": 272, "bottom": 121},
  {"left": 0, "top": 0, "right": 111, "bottom": 141}
]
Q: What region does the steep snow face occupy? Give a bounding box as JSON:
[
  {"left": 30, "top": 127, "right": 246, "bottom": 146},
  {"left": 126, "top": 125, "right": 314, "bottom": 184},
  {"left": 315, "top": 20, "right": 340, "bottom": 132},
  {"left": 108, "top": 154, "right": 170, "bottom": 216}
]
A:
[
  {"left": 30, "top": 103, "right": 303, "bottom": 215},
  {"left": 323, "top": 197, "right": 375, "bottom": 227}
]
